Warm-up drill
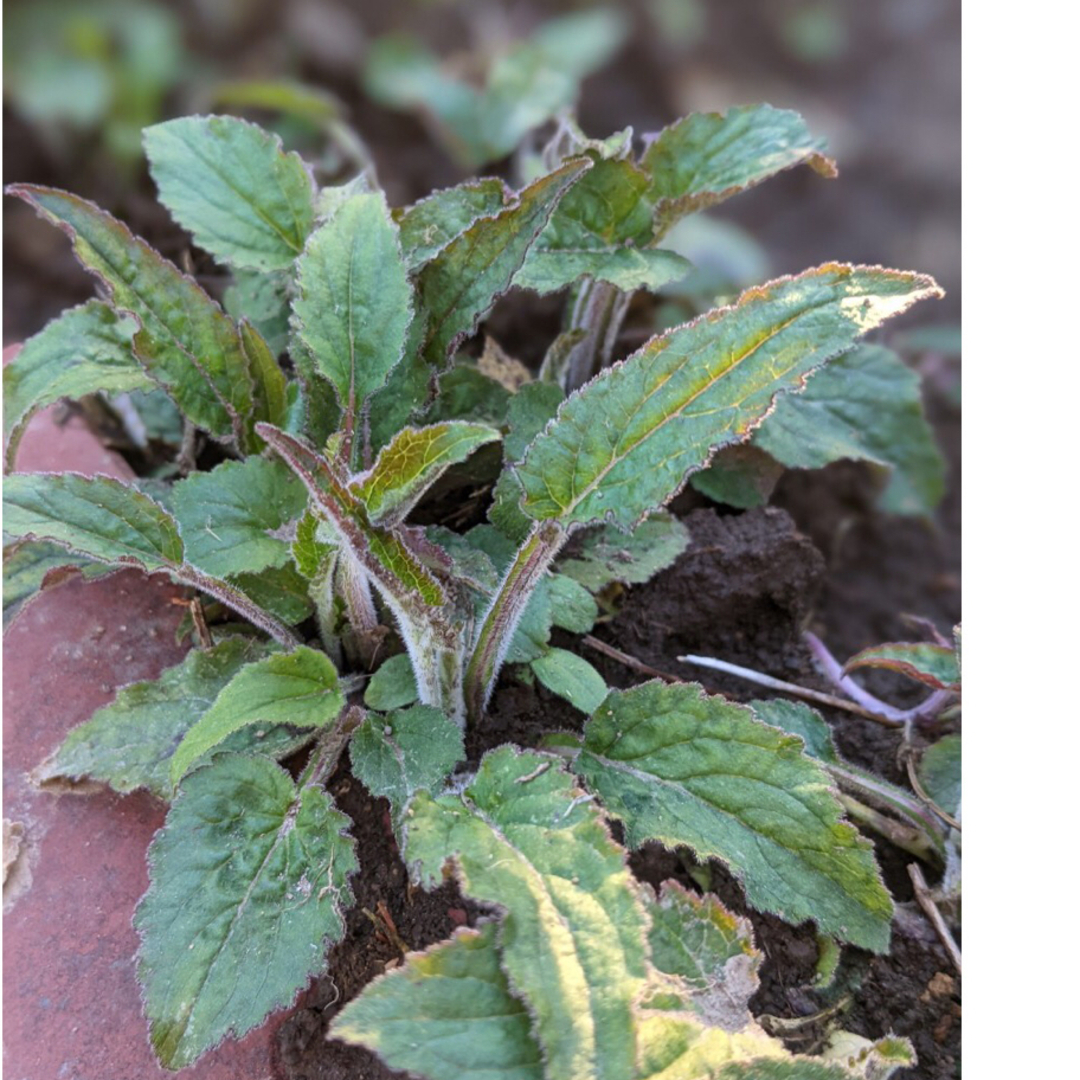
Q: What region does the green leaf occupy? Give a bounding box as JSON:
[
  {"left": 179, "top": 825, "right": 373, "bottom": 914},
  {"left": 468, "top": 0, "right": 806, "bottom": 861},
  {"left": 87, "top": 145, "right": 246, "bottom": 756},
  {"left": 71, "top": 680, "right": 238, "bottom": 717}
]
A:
[
  {"left": 844, "top": 641, "right": 960, "bottom": 691},
  {"left": 519, "top": 247, "right": 692, "bottom": 294},
  {"left": 517, "top": 158, "right": 691, "bottom": 293},
  {"left": 918, "top": 736, "right": 961, "bottom": 817},
  {"left": 291, "top": 510, "right": 336, "bottom": 579},
  {"left": 349, "top": 704, "right": 463, "bottom": 823},
  {"left": 575, "top": 682, "right": 894, "bottom": 951},
  {"left": 531, "top": 647, "right": 608, "bottom": 714},
  {"left": 292, "top": 193, "right": 414, "bottom": 414},
  {"left": 365, "top": 11, "right": 627, "bottom": 170},
  {"left": 351, "top": 422, "right": 500, "bottom": 525},
  {"left": 547, "top": 573, "right": 598, "bottom": 632},
  {"left": 514, "top": 265, "right": 941, "bottom": 531},
  {"left": 173, "top": 457, "right": 307, "bottom": 578},
  {"left": 732, "top": 345, "right": 945, "bottom": 516},
  {"left": 364, "top": 653, "right": 420, "bottom": 712},
  {"left": 749, "top": 699, "right": 840, "bottom": 765},
  {"left": 239, "top": 317, "right": 290, "bottom": 429},
  {"left": 3, "top": 300, "right": 150, "bottom": 470},
  {"left": 330, "top": 923, "right": 543, "bottom": 1080},
  {"left": 426, "top": 365, "right": 513, "bottom": 426},
  {"left": 7, "top": 185, "right": 256, "bottom": 443},
  {"left": 212, "top": 78, "right": 345, "bottom": 124},
  {"left": 3, "top": 539, "right": 112, "bottom": 631},
  {"left": 644, "top": 107, "right": 837, "bottom": 233},
  {"left": 415, "top": 159, "right": 592, "bottom": 367},
  {"left": 490, "top": 381, "right": 566, "bottom": 542},
  {"left": 231, "top": 563, "right": 316, "bottom": 625},
  {"left": 34, "top": 638, "right": 311, "bottom": 800},
  {"left": 689, "top": 445, "right": 785, "bottom": 510},
  {"left": 135, "top": 754, "right": 356, "bottom": 1069},
  {"left": 405, "top": 747, "right": 649, "bottom": 1080},
  {"left": 395, "top": 178, "right": 512, "bottom": 270},
  {"left": 3, "top": 472, "right": 183, "bottom": 571},
  {"left": 224, "top": 269, "right": 291, "bottom": 357},
  {"left": 144, "top": 115, "right": 316, "bottom": 271},
  {"left": 557, "top": 512, "right": 691, "bottom": 593},
  {"left": 169, "top": 645, "right": 344, "bottom": 785}
]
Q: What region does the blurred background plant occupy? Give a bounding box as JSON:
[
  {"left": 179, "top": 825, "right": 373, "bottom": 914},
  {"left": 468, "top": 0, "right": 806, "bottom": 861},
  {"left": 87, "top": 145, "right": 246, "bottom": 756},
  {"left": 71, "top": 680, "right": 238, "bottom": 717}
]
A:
[{"left": 4, "top": 0, "right": 960, "bottom": 346}]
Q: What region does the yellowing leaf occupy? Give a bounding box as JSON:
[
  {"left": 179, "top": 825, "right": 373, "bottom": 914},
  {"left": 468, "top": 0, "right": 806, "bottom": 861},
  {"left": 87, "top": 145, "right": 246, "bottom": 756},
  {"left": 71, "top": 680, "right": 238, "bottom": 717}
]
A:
[{"left": 515, "top": 265, "right": 941, "bottom": 531}]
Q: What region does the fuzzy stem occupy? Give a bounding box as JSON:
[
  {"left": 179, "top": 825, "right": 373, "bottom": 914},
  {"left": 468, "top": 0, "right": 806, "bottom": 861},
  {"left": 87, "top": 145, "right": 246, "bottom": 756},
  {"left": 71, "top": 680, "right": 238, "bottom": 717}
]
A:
[
  {"left": 300, "top": 705, "right": 365, "bottom": 789},
  {"left": 464, "top": 521, "right": 566, "bottom": 724},
  {"left": 828, "top": 761, "right": 947, "bottom": 862},
  {"left": 176, "top": 567, "right": 302, "bottom": 648},
  {"left": 560, "top": 278, "right": 633, "bottom": 393},
  {"left": 838, "top": 794, "right": 937, "bottom": 864}
]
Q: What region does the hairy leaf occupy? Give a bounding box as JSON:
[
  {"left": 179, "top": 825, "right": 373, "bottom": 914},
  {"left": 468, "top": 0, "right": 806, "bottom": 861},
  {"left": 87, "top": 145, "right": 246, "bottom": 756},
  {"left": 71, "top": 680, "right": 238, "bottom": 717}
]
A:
[
  {"left": 750, "top": 698, "right": 949, "bottom": 865},
  {"left": 291, "top": 510, "right": 336, "bottom": 579},
  {"left": 144, "top": 115, "right": 316, "bottom": 271},
  {"left": 352, "top": 422, "right": 500, "bottom": 525},
  {"left": 557, "top": 512, "right": 691, "bottom": 592},
  {"left": 395, "top": 178, "right": 512, "bottom": 269},
  {"left": 517, "top": 158, "right": 690, "bottom": 292},
  {"left": 514, "top": 265, "right": 941, "bottom": 530},
  {"left": 34, "top": 638, "right": 310, "bottom": 800},
  {"left": 749, "top": 699, "right": 840, "bottom": 765},
  {"left": 3, "top": 300, "right": 149, "bottom": 469},
  {"left": 644, "top": 107, "right": 836, "bottom": 232},
  {"left": 575, "top": 682, "right": 893, "bottom": 951},
  {"left": 844, "top": 641, "right": 960, "bottom": 691},
  {"left": 173, "top": 456, "right": 307, "bottom": 578},
  {"left": 7, "top": 185, "right": 256, "bottom": 443},
  {"left": 349, "top": 704, "right": 463, "bottom": 823},
  {"left": 415, "top": 159, "right": 591, "bottom": 367},
  {"left": 135, "top": 754, "right": 356, "bottom": 1068},
  {"left": 531, "top": 647, "right": 608, "bottom": 714},
  {"left": 364, "top": 653, "right": 420, "bottom": 711},
  {"left": 330, "top": 923, "right": 543, "bottom": 1080},
  {"left": 918, "top": 736, "right": 961, "bottom": 817},
  {"left": 169, "top": 645, "right": 343, "bottom": 785},
  {"left": 405, "top": 747, "right": 649, "bottom": 1080},
  {"left": 3, "top": 472, "right": 183, "bottom": 571},
  {"left": 3, "top": 539, "right": 112, "bottom": 631},
  {"left": 645, "top": 883, "right": 760, "bottom": 1031},
  {"left": 292, "top": 193, "right": 414, "bottom": 415}
]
